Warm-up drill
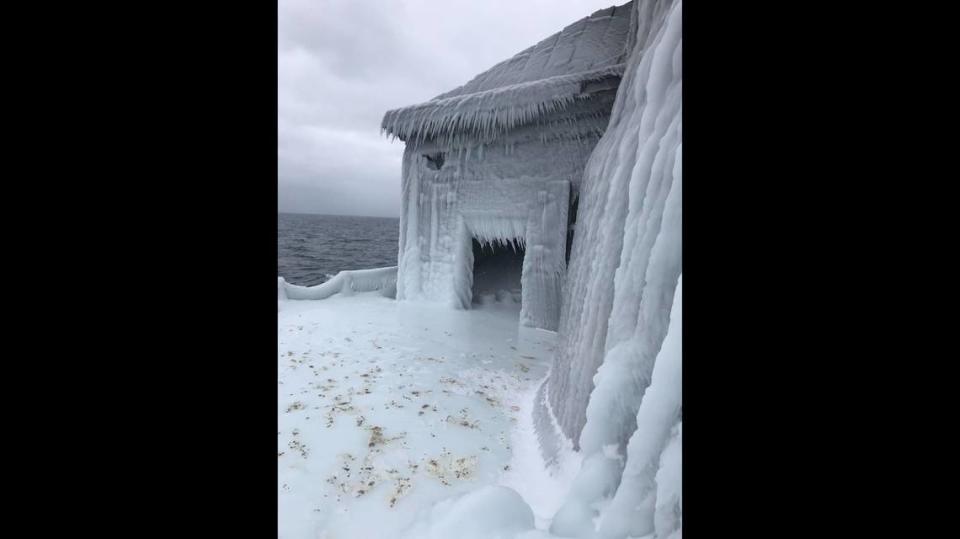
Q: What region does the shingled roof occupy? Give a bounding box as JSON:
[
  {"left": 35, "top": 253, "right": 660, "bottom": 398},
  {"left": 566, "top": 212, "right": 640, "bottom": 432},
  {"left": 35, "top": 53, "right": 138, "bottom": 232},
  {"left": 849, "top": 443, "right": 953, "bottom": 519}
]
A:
[{"left": 381, "top": 1, "right": 634, "bottom": 147}]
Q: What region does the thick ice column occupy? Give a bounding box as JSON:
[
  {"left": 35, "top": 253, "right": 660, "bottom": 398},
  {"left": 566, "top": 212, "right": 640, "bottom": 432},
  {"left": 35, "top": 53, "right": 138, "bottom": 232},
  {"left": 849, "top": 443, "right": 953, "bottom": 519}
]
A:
[
  {"left": 451, "top": 215, "right": 474, "bottom": 309},
  {"left": 425, "top": 181, "right": 463, "bottom": 308},
  {"left": 396, "top": 147, "right": 422, "bottom": 301},
  {"left": 520, "top": 180, "right": 569, "bottom": 331},
  {"left": 397, "top": 150, "right": 462, "bottom": 306},
  {"left": 653, "top": 421, "right": 682, "bottom": 539},
  {"left": 595, "top": 276, "right": 682, "bottom": 539}
]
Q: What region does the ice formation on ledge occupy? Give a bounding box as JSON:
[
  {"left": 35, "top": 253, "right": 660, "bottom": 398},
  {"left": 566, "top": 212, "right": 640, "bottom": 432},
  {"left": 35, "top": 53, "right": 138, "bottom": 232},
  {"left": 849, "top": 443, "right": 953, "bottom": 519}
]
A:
[
  {"left": 278, "top": 266, "right": 398, "bottom": 301},
  {"left": 384, "top": 2, "right": 635, "bottom": 331}
]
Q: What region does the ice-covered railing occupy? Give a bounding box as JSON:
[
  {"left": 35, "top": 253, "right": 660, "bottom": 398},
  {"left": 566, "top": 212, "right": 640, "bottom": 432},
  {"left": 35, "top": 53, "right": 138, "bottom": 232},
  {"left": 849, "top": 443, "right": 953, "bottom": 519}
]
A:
[
  {"left": 381, "top": 66, "right": 625, "bottom": 149},
  {"left": 278, "top": 266, "right": 398, "bottom": 301}
]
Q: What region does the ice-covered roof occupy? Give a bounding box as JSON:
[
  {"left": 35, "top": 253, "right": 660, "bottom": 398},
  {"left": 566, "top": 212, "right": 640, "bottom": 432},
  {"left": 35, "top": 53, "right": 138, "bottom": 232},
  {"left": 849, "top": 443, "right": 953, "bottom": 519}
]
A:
[{"left": 381, "top": 1, "right": 634, "bottom": 147}]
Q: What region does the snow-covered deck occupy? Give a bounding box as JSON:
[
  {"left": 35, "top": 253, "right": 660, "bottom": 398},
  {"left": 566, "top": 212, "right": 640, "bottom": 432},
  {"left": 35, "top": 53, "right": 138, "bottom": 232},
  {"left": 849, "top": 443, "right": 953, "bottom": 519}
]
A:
[{"left": 278, "top": 293, "right": 573, "bottom": 539}]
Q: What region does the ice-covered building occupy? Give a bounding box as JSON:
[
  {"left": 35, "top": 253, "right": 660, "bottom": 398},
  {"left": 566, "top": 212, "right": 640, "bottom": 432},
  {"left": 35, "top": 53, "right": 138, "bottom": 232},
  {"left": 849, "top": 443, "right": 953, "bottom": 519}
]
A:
[{"left": 382, "top": 2, "right": 635, "bottom": 331}]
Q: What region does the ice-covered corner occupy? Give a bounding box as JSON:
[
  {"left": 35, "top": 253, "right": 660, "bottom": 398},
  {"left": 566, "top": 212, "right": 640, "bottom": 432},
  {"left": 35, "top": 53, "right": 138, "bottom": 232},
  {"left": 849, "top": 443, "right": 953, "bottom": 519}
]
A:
[{"left": 278, "top": 0, "right": 680, "bottom": 537}]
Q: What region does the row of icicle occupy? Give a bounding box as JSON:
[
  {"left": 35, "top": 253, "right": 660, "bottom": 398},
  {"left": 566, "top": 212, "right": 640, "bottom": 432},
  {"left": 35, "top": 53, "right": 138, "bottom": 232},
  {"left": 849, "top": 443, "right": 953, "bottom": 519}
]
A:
[
  {"left": 381, "top": 65, "right": 625, "bottom": 149},
  {"left": 393, "top": 93, "right": 619, "bottom": 157},
  {"left": 464, "top": 215, "right": 528, "bottom": 251}
]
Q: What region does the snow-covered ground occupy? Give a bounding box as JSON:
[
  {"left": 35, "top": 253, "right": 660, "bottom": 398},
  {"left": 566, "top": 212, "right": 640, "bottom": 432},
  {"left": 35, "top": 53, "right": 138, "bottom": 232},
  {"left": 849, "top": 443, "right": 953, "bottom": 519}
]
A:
[{"left": 278, "top": 293, "right": 575, "bottom": 539}]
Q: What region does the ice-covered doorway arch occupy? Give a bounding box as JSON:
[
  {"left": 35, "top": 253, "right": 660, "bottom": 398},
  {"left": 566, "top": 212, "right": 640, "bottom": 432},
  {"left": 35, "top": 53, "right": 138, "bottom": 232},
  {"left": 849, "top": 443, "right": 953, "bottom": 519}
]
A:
[
  {"left": 456, "top": 213, "right": 528, "bottom": 309},
  {"left": 455, "top": 200, "right": 566, "bottom": 331},
  {"left": 470, "top": 238, "right": 524, "bottom": 306}
]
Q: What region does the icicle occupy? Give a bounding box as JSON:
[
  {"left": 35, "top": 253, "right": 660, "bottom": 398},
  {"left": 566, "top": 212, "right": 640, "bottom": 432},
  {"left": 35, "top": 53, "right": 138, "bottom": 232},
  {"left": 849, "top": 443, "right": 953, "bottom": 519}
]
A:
[{"left": 381, "top": 64, "right": 626, "bottom": 144}]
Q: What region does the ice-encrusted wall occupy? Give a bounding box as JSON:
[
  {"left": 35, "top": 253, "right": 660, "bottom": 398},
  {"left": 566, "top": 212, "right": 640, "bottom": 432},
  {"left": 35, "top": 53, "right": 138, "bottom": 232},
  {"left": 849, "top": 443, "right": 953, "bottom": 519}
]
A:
[
  {"left": 545, "top": 0, "right": 681, "bottom": 451},
  {"left": 537, "top": 0, "right": 682, "bottom": 536},
  {"left": 394, "top": 111, "right": 606, "bottom": 330}
]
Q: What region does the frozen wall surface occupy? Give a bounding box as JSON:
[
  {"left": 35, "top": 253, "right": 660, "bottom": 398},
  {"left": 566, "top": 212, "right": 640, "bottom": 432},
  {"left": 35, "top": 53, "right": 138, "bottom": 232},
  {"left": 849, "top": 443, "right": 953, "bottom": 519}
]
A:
[
  {"left": 546, "top": 0, "right": 681, "bottom": 450},
  {"left": 535, "top": 0, "right": 682, "bottom": 537},
  {"left": 394, "top": 133, "right": 577, "bottom": 329}
]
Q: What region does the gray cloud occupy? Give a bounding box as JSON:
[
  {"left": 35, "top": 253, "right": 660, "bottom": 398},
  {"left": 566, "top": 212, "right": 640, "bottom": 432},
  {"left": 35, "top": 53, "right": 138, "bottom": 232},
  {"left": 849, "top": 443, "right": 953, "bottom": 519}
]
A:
[{"left": 278, "top": 0, "right": 621, "bottom": 217}]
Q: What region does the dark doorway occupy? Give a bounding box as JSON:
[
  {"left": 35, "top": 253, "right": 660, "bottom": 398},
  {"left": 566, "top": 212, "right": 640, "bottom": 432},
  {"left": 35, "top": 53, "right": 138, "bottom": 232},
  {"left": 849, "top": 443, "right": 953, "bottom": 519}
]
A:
[
  {"left": 566, "top": 192, "right": 579, "bottom": 266},
  {"left": 471, "top": 238, "right": 524, "bottom": 305}
]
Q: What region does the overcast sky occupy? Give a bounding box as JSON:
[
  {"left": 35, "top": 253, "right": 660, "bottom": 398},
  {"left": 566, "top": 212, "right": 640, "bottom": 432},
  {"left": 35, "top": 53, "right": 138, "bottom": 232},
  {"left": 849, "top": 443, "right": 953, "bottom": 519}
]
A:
[{"left": 278, "top": 0, "right": 620, "bottom": 218}]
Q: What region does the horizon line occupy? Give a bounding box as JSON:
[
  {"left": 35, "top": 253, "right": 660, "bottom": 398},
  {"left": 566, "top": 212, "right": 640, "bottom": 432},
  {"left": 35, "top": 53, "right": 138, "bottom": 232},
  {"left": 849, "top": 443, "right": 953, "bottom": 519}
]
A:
[{"left": 278, "top": 211, "right": 400, "bottom": 219}]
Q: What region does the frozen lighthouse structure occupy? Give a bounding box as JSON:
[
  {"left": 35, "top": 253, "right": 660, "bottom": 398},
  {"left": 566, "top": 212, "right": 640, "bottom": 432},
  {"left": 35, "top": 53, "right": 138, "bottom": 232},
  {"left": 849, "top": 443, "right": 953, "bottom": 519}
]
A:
[{"left": 382, "top": 2, "right": 634, "bottom": 330}]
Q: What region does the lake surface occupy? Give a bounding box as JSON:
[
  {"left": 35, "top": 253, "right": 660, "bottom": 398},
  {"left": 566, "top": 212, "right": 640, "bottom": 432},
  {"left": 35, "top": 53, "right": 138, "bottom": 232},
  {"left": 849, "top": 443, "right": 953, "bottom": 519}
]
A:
[{"left": 278, "top": 213, "right": 399, "bottom": 286}]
